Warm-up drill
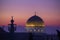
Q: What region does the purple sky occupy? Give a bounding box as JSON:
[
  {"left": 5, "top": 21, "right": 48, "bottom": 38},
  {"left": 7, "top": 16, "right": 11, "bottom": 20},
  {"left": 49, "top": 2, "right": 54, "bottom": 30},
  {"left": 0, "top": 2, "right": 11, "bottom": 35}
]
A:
[{"left": 0, "top": 0, "right": 60, "bottom": 26}]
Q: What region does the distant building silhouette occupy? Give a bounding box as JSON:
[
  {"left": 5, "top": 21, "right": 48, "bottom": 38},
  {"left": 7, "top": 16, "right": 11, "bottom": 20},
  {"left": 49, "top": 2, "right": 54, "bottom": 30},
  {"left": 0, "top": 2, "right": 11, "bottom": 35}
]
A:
[
  {"left": 0, "top": 27, "right": 6, "bottom": 33},
  {"left": 8, "top": 16, "right": 16, "bottom": 33}
]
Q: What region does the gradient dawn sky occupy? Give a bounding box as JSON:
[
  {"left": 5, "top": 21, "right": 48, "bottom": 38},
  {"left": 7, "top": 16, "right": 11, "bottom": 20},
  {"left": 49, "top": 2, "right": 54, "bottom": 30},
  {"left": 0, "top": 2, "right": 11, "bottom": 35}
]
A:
[{"left": 0, "top": 0, "right": 60, "bottom": 26}]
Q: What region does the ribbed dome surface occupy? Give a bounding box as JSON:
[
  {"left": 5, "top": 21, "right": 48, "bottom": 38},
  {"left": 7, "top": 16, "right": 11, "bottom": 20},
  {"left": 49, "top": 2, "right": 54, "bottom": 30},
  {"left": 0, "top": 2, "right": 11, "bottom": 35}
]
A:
[
  {"left": 27, "top": 15, "right": 44, "bottom": 23},
  {"left": 26, "top": 15, "right": 44, "bottom": 28}
]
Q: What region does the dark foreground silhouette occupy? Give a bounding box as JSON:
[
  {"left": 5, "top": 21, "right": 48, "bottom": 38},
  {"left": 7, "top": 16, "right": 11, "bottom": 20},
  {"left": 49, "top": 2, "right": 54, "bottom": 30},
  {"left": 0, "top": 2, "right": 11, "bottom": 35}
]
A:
[
  {"left": 56, "top": 30, "right": 60, "bottom": 40},
  {"left": 0, "top": 32, "right": 59, "bottom": 40},
  {"left": 0, "top": 26, "right": 59, "bottom": 40},
  {"left": 0, "top": 16, "right": 59, "bottom": 40}
]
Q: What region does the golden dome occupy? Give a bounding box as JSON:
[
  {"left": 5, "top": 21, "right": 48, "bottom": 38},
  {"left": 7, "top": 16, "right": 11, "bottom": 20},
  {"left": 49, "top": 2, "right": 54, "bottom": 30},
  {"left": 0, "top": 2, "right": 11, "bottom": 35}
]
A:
[{"left": 26, "top": 15, "right": 44, "bottom": 28}]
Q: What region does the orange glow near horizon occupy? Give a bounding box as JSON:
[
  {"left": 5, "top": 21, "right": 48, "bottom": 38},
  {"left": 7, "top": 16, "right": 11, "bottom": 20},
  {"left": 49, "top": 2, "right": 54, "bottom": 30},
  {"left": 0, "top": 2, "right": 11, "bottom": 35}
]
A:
[{"left": 0, "top": 13, "right": 60, "bottom": 26}]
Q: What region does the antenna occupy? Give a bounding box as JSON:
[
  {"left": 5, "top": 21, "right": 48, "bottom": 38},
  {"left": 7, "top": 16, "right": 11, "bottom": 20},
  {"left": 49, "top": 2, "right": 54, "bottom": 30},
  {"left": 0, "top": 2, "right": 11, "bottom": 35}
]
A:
[{"left": 35, "top": 11, "right": 36, "bottom": 16}]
